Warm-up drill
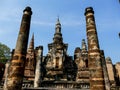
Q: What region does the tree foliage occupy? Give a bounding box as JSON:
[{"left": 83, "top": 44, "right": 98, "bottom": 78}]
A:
[
  {"left": 0, "top": 42, "right": 10, "bottom": 63},
  {"left": 119, "top": 32, "right": 120, "bottom": 38}
]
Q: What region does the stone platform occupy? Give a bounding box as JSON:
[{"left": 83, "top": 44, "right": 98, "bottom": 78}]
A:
[{"left": 22, "top": 87, "right": 89, "bottom": 90}]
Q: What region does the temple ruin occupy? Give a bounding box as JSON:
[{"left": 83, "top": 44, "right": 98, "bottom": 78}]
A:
[{"left": 1, "top": 6, "right": 120, "bottom": 90}]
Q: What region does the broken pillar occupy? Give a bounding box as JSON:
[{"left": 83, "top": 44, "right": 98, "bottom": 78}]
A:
[
  {"left": 3, "top": 49, "right": 14, "bottom": 90},
  {"left": 115, "top": 62, "right": 120, "bottom": 86},
  {"left": 100, "top": 50, "right": 110, "bottom": 90},
  {"left": 34, "top": 46, "right": 43, "bottom": 87},
  {"left": 106, "top": 57, "right": 116, "bottom": 87}
]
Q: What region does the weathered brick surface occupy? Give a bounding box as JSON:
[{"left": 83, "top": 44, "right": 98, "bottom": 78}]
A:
[
  {"left": 3, "top": 7, "right": 32, "bottom": 90},
  {"left": 85, "top": 7, "right": 105, "bottom": 90}
]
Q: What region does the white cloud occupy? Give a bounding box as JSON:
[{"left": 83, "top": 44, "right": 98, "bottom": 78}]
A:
[
  {"left": 32, "top": 20, "right": 54, "bottom": 26},
  {"left": 62, "top": 20, "right": 84, "bottom": 27}
]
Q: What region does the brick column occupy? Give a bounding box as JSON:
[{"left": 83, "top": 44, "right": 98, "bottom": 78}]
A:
[
  {"left": 4, "top": 7, "right": 32, "bottom": 90},
  {"left": 84, "top": 7, "right": 105, "bottom": 90}
]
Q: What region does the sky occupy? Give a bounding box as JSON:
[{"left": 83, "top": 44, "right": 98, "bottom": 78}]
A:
[{"left": 0, "top": 0, "right": 120, "bottom": 64}]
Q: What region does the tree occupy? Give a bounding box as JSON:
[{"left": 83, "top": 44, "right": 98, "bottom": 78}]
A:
[
  {"left": 0, "top": 42, "right": 10, "bottom": 63},
  {"left": 119, "top": 32, "right": 120, "bottom": 38}
]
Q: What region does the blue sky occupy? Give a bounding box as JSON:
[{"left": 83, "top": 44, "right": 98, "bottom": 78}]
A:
[{"left": 0, "top": 0, "right": 120, "bottom": 64}]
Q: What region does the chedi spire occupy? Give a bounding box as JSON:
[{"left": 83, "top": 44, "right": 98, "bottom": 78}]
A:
[
  {"left": 53, "top": 18, "right": 63, "bottom": 44},
  {"left": 81, "top": 39, "right": 87, "bottom": 51},
  {"left": 28, "top": 33, "right": 34, "bottom": 50}
]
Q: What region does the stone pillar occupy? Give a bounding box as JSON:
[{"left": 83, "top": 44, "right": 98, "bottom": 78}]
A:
[
  {"left": 3, "top": 49, "right": 14, "bottom": 90},
  {"left": 84, "top": 7, "right": 105, "bottom": 90},
  {"left": 106, "top": 57, "right": 116, "bottom": 87},
  {"left": 3, "top": 49, "right": 14, "bottom": 79},
  {"left": 4, "top": 7, "right": 32, "bottom": 90},
  {"left": 34, "top": 46, "right": 43, "bottom": 87},
  {"left": 3, "top": 61, "right": 10, "bottom": 89},
  {"left": 115, "top": 62, "right": 120, "bottom": 86},
  {"left": 100, "top": 50, "right": 110, "bottom": 90}
]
